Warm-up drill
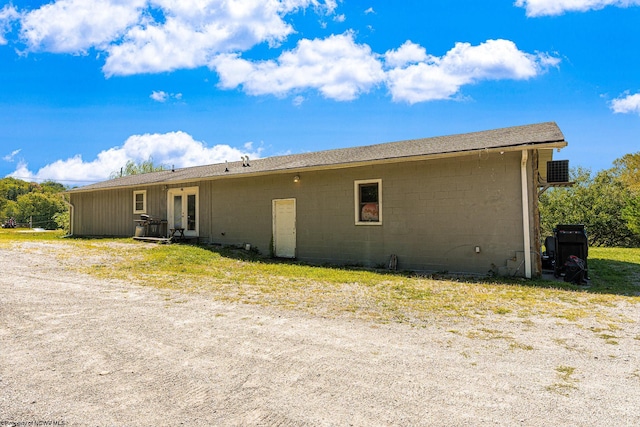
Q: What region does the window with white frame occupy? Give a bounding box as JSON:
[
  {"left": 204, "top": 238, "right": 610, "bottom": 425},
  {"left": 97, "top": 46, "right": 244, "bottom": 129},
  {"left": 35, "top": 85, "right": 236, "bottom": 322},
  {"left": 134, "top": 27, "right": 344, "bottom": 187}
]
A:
[
  {"left": 354, "top": 179, "right": 382, "bottom": 225},
  {"left": 133, "top": 190, "right": 147, "bottom": 214}
]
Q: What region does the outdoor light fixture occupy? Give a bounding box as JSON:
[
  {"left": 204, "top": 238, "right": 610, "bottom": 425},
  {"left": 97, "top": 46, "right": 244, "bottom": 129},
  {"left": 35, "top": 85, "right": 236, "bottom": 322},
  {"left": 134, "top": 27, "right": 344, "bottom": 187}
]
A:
[{"left": 294, "top": 175, "right": 300, "bottom": 183}]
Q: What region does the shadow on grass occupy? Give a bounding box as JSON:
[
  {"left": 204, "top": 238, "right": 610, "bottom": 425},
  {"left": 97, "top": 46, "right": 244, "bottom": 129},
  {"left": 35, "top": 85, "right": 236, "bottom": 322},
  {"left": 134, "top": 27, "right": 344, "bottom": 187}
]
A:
[
  {"left": 586, "top": 257, "right": 640, "bottom": 296},
  {"left": 201, "top": 244, "right": 640, "bottom": 297},
  {"left": 202, "top": 244, "right": 415, "bottom": 275},
  {"left": 7, "top": 230, "right": 637, "bottom": 297}
]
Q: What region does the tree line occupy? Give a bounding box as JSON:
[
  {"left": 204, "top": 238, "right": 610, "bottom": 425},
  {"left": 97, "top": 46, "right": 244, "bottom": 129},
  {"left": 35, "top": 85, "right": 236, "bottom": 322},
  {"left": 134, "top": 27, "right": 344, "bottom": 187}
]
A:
[
  {"left": 0, "top": 177, "right": 68, "bottom": 230},
  {"left": 540, "top": 152, "right": 640, "bottom": 247}
]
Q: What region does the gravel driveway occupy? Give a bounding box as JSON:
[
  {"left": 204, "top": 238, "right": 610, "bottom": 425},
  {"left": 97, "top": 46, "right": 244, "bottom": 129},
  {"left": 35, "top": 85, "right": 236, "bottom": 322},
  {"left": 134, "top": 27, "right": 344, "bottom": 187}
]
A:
[{"left": 1, "top": 242, "right": 639, "bottom": 426}]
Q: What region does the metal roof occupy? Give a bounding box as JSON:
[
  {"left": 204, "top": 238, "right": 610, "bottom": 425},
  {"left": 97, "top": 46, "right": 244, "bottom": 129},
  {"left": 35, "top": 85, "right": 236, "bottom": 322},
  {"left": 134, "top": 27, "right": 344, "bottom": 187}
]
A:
[{"left": 68, "top": 122, "right": 566, "bottom": 193}]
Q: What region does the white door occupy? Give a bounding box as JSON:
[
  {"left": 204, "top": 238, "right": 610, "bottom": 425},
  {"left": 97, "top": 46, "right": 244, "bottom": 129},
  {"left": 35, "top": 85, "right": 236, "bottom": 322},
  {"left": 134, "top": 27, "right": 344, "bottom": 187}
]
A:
[
  {"left": 168, "top": 187, "right": 199, "bottom": 237},
  {"left": 273, "top": 198, "right": 296, "bottom": 258}
]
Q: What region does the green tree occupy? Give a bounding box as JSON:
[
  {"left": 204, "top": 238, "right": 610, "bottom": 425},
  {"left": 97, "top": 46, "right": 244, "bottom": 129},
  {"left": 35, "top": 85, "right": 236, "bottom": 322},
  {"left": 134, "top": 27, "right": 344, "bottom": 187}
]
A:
[
  {"left": 53, "top": 209, "right": 70, "bottom": 234},
  {"left": 1, "top": 178, "right": 30, "bottom": 222},
  {"left": 540, "top": 167, "right": 589, "bottom": 238},
  {"left": 0, "top": 177, "right": 30, "bottom": 202},
  {"left": 540, "top": 167, "right": 637, "bottom": 247},
  {"left": 111, "top": 157, "right": 165, "bottom": 178},
  {"left": 614, "top": 152, "right": 640, "bottom": 193},
  {"left": 40, "top": 180, "right": 67, "bottom": 194},
  {"left": 15, "top": 192, "right": 66, "bottom": 230},
  {"left": 0, "top": 177, "right": 68, "bottom": 228},
  {"left": 622, "top": 196, "right": 640, "bottom": 236},
  {"left": 613, "top": 152, "right": 640, "bottom": 238},
  {"left": 1, "top": 200, "right": 18, "bottom": 222}
]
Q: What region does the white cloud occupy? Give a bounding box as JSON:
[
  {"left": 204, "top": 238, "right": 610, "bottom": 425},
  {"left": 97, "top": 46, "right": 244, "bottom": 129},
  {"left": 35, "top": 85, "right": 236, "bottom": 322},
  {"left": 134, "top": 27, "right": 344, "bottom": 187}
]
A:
[
  {"left": 6, "top": 2, "right": 559, "bottom": 104},
  {"left": 384, "top": 41, "right": 427, "bottom": 68},
  {"left": 211, "top": 35, "right": 557, "bottom": 103},
  {"left": 334, "top": 14, "right": 346, "bottom": 22},
  {"left": 120, "top": 131, "right": 261, "bottom": 167},
  {"left": 364, "top": 7, "right": 375, "bottom": 14},
  {"left": 211, "top": 32, "right": 385, "bottom": 101},
  {"left": 8, "top": 131, "right": 261, "bottom": 184},
  {"left": 0, "top": 4, "right": 19, "bottom": 45},
  {"left": 20, "top": 0, "right": 145, "bottom": 53},
  {"left": 515, "top": 0, "right": 640, "bottom": 17},
  {"left": 611, "top": 92, "right": 640, "bottom": 115},
  {"left": 9, "top": 150, "right": 129, "bottom": 184},
  {"left": 103, "top": 1, "right": 297, "bottom": 76},
  {"left": 385, "top": 39, "right": 560, "bottom": 104},
  {"left": 2, "top": 149, "right": 21, "bottom": 162},
  {"left": 321, "top": 0, "right": 338, "bottom": 14},
  {"left": 150, "top": 90, "right": 182, "bottom": 102},
  {"left": 150, "top": 90, "right": 168, "bottom": 102},
  {"left": 12, "top": 0, "right": 337, "bottom": 75}
]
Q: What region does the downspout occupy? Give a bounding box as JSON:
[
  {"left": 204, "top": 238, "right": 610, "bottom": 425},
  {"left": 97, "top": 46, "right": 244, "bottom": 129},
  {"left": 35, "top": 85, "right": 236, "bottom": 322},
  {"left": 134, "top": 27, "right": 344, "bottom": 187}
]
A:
[
  {"left": 62, "top": 195, "right": 74, "bottom": 237},
  {"left": 521, "top": 150, "right": 532, "bottom": 279}
]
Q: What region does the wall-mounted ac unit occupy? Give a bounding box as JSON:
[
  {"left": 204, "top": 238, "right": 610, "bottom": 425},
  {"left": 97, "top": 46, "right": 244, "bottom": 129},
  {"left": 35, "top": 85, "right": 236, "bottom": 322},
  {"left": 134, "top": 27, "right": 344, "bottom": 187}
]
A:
[{"left": 547, "top": 160, "right": 569, "bottom": 183}]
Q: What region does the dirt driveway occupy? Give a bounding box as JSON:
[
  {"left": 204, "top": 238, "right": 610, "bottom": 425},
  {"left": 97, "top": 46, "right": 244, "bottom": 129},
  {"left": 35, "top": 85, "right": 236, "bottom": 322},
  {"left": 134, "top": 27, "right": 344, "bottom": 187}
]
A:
[{"left": 1, "top": 242, "right": 639, "bottom": 426}]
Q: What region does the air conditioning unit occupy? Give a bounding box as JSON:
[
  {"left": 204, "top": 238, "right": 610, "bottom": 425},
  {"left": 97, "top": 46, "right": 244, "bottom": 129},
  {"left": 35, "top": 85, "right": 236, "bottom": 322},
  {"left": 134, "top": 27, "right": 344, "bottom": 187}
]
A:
[{"left": 547, "top": 160, "right": 569, "bottom": 183}]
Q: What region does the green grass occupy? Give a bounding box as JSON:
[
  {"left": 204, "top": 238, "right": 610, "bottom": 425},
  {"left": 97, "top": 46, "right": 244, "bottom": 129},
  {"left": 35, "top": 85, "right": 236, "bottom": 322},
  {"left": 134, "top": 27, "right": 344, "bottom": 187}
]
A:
[
  {"left": 0, "top": 228, "right": 66, "bottom": 243},
  {"left": 588, "top": 247, "right": 640, "bottom": 295},
  {"left": 2, "top": 229, "right": 639, "bottom": 326},
  {"left": 546, "top": 365, "right": 579, "bottom": 396}
]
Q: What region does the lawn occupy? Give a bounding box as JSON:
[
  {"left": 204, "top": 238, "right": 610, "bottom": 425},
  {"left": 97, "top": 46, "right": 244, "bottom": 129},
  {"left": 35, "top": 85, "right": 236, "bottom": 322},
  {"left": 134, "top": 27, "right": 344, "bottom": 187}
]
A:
[
  {"left": 2, "top": 228, "right": 639, "bottom": 326},
  {"left": 588, "top": 247, "right": 640, "bottom": 295},
  {"left": 0, "top": 227, "right": 66, "bottom": 242}
]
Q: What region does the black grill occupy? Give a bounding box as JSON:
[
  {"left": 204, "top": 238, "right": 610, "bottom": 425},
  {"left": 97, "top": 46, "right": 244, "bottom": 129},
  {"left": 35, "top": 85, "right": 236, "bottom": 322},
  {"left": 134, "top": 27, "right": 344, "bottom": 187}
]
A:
[
  {"left": 553, "top": 224, "right": 588, "bottom": 279},
  {"left": 136, "top": 214, "right": 167, "bottom": 237}
]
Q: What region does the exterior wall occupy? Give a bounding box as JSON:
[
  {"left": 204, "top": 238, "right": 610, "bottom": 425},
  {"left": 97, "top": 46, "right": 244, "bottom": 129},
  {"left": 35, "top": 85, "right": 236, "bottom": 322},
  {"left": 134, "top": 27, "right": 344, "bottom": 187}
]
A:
[
  {"left": 70, "top": 186, "right": 168, "bottom": 236},
  {"left": 70, "top": 150, "right": 536, "bottom": 276},
  {"left": 201, "top": 151, "right": 528, "bottom": 275}
]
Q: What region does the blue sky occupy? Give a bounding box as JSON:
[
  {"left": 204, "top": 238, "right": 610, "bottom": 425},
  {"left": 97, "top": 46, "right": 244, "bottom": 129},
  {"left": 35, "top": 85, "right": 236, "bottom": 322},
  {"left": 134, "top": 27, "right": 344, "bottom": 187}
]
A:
[{"left": 1, "top": 0, "right": 639, "bottom": 186}]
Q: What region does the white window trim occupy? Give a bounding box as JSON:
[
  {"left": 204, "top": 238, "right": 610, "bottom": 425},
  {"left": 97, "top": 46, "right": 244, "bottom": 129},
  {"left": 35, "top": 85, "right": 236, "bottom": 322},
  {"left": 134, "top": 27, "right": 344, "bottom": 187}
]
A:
[
  {"left": 133, "top": 190, "right": 147, "bottom": 214},
  {"left": 354, "top": 179, "right": 382, "bottom": 226}
]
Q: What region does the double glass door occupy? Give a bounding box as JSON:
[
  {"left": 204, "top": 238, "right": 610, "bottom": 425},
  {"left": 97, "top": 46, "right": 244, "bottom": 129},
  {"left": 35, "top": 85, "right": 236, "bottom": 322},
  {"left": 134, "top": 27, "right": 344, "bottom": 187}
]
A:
[{"left": 167, "top": 187, "right": 198, "bottom": 237}]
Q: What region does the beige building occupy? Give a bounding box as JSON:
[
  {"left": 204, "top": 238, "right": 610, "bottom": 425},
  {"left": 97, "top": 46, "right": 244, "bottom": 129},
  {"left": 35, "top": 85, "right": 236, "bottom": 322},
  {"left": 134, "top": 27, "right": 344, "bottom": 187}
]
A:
[{"left": 66, "top": 122, "right": 569, "bottom": 278}]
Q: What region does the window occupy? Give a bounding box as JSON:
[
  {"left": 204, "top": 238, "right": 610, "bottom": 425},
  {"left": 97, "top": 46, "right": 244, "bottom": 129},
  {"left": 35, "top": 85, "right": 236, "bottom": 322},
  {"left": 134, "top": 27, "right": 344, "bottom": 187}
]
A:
[
  {"left": 354, "top": 179, "right": 382, "bottom": 225},
  {"left": 133, "top": 190, "right": 147, "bottom": 214}
]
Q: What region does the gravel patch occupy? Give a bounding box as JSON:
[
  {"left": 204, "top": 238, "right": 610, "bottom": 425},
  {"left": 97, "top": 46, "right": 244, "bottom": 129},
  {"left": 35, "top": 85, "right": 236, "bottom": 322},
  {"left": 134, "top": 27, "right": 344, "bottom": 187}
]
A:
[{"left": 1, "top": 242, "right": 639, "bottom": 426}]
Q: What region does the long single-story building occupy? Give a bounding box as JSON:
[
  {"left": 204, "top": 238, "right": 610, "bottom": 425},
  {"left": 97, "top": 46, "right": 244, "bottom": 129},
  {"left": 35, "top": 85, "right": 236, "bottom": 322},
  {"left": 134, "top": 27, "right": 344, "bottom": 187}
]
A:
[{"left": 66, "top": 122, "right": 569, "bottom": 278}]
